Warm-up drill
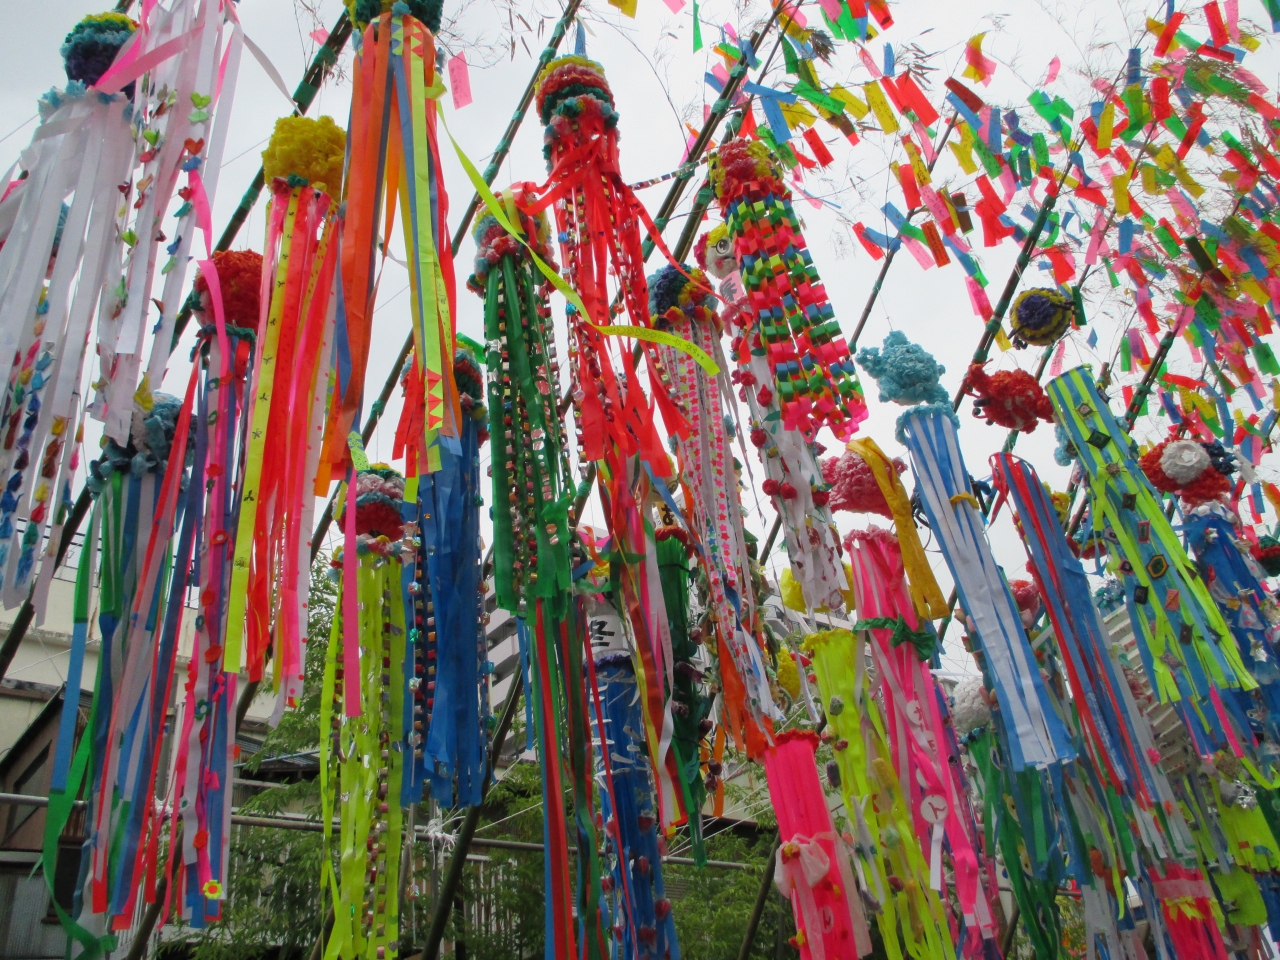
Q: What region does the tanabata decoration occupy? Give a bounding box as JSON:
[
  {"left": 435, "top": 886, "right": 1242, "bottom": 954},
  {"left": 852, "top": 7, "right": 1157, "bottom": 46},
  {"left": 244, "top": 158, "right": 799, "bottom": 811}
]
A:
[
  {"left": 321, "top": 449, "right": 414, "bottom": 960},
  {"left": 165, "top": 252, "right": 262, "bottom": 928},
  {"left": 221, "top": 115, "right": 345, "bottom": 695},
  {"left": 1008, "top": 287, "right": 1073, "bottom": 348},
  {"left": 319, "top": 0, "right": 457, "bottom": 489},
  {"left": 859, "top": 331, "right": 1073, "bottom": 770},
  {"left": 44, "top": 376, "right": 189, "bottom": 949},
  {"left": 1047, "top": 367, "right": 1256, "bottom": 744},
  {"left": 524, "top": 55, "right": 688, "bottom": 476},
  {"left": 703, "top": 226, "right": 849, "bottom": 615},
  {"left": 709, "top": 137, "right": 867, "bottom": 440},
  {"left": 1139, "top": 435, "right": 1233, "bottom": 506},
  {"left": 591, "top": 653, "right": 681, "bottom": 960},
  {"left": 408, "top": 347, "right": 490, "bottom": 808},
  {"left": 961, "top": 362, "right": 1054, "bottom": 433},
  {"left": 92, "top": 0, "right": 242, "bottom": 454},
  {"left": 763, "top": 730, "right": 873, "bottom": 960},
  {"left": 806, "top": 626, "right": 957, "bottom": 960},
  {"left": 0, "top": 13, "right": 140, "bottom": 614}
]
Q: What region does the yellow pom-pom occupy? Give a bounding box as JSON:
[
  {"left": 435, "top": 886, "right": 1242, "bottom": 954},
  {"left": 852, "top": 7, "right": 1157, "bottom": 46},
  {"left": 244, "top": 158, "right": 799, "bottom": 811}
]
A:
[
  {"left": 262, "top": 116, "right": 346, "bottom": 198},
  {"left": 775, "top": 647, "right": 800, "bottom": 699},
  {"left": 780, "top": 569, "right": 808, "bottom": 612}
]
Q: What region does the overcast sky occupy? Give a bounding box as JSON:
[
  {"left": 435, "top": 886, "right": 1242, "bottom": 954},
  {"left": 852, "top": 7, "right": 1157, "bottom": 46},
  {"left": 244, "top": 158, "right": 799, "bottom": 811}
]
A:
[{"left": 2, "top": 0, "right": 1278, "bottom": 678}]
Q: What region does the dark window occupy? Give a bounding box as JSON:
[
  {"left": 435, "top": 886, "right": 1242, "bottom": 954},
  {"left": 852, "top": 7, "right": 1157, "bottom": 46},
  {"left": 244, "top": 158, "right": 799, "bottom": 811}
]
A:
[{"left": 6, "top": 742, "right": 50, "bottom": 840}]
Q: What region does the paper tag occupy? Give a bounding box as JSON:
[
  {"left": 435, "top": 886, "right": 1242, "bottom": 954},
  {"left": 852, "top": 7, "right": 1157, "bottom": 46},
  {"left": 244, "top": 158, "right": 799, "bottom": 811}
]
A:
[{"left": 448, "top": 52, "right": 472, "bottom": 109}]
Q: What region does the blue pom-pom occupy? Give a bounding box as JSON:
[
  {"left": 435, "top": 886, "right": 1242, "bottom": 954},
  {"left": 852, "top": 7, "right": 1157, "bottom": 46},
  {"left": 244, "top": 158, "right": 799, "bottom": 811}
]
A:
[{"left": 856, "top": 330, "right": 949, "bottom": 408}]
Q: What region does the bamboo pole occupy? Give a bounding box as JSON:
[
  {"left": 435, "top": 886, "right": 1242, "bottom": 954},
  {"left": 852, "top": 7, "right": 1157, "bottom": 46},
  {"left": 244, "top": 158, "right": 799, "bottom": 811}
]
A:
[{"left": 734, "top": 836, "right": 781, "bottom": 960}]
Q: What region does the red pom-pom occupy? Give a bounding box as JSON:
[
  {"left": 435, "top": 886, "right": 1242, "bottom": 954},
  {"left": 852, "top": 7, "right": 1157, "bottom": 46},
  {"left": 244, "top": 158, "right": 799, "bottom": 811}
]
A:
[
  {"left": 1140, "top": 437, "right": 1230, "bottom": 506},
  {"left": 749, "top": 427, "right": 768, "bottom": 448},
  {"left": 762, "top": 478, "right": 781, "bottom": 496},
  {"left": 811, "top": 489, "right": 830, "bottom": 507},
  {"left": 355, "top": 500, "right": 404, "bottom": 541},
  {"left": 820, "top": 450, "right": 905, "bottom": 517},
  {"left": 1009, "top": 578, "right": 1040, "bottom": 614},
  {"left": 756, "top": 386, "right": 773, "bottom": 405},
  {"left": 194, "top": 250, "right": 264, "bottom": 327},
  {"left": 964, "top": 363, "right": 1054, "bottom": 433},
  {"left": 779, "top": 482, "right": 797, "bottom": 499}
]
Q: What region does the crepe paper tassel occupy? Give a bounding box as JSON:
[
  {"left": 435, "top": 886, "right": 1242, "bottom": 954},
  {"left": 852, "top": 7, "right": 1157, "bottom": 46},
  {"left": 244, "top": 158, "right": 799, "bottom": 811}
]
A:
[
  {"left": 760, "top": 731, "right": 873, "bottom": 959},
  {"left": 91, "top": 0, "right": 242, "bottom": 466},
  {"left": 809, "top": 628, "right": 977, "bottom": 959},
  {"left": 1047, "top": 367, "right": 1257, "bottom": 717},
  {"left": 845, "top": 527, "right": 1000, "bottom": 951},
  {"left": 470, "top": 195, "right": 574, "bottom": 619},
  {"left": 892, "top": 400, "right": 1073, "bottom": 769},
  {"left": 1139, "top": 435, "right": 1233, "bottom": 506},
  {"left": 164, "top": 261, "right": 261, "bottom": 930},
  {"left": 319, "top": 1, "right": 459, "bottom": 490},
  {"left": 991, "top": 454, "right": 1186, "bottom": 818},
  {"left": 221, "top": 116, "right": 344, "bottom": 683},
  {"left": 0, "top": 13, "right": 137, "bottom": 615},
  {"left": 961, "top": 362, "right": 1055, "bottom": 432},
  {"left": 321, "top": 456, "right": 415, "bottom": 960},
  {"left": 523, "top": 57, "right": 689, "bottom": 484},
  {"left": 654, "top": 526, "right": 711, "bottom": 865},
  {"left": 592, "top": 656, "right": 682, "bottom": 960},
  {"left": 649, "top": 262, "right": 767, "bottom": 737},
  {"left": 411, "top": 348, "right": 491, "bottom": 808},
  {"left": 709, "top": 137, "right": 868, "bottom": 441},
  {"left": 1009, "top": 287, "right": 1074, "bottom": 348}
]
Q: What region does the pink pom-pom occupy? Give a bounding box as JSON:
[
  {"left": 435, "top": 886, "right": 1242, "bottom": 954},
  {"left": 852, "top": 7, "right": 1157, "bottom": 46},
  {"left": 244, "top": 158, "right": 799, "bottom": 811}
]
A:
[{"left": 821, "top": 450, "right": 905, "bottom": 517}]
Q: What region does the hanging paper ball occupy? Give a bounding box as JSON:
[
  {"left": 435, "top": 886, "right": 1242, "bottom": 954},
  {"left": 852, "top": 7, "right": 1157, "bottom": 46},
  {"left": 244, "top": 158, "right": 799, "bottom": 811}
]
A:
[
  {"left": 857, "top": 331, "right": 949, "bottom": 408},
  {"left": 950, "top": 678, "right": 991, "bottom": 737},
  {"left": 87, "top": 392, "right": 184, "bottom": 491},
  {"left": 467, "top": 193, "right": 554, "bottom": 294},
  {"left": 963, "top": 363, "right": 1054, "bottom": 433},
  {"left": 820, "top": 449, "right": 904, "bottom": 517},
  {"left": 694, "top": 224, "right": 736, "bottom": 281},
  {"left": 340, "top": 464, "right": 406, "bottom": 543},
  {"left": 1009, "top": 287, "right": 1073, "bottom": 348},
  {"left": 647, "top": 264, "right": 716, "bottom": 329},
  {"left": 1009, "top": 578, "right": 1042, "bottom": 629},
  {"left": 61, "top": 12, "right": 137, "bottom": 90},
  {"left": 453, "top": 346, "right": 489, "bottom": 443},
  {"left": 193, "top": 250, "right": 264, "bottom": 328},
  {"left": 1140, "top": 437, "right": 1230, "bottom": 505},
  {"left": 535, "top": 56, "right": 618, "bottom": 149},
  {"left": 347, "top": 0, "right": 442, "bottom": 31},
  {"left": 261, "top": 115, "right": 346, "bottom": 197}
]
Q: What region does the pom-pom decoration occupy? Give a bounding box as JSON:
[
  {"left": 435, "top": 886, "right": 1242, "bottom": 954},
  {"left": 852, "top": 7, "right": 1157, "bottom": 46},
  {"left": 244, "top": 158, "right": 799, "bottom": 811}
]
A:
[
  {"left": 949, "top": 678, "right": 992, "bottom": 738},
  {"left": 713, "top": 137, "right": 867, "bottom": 440},
  {"left": 1139, "top": 437, "right": 1231, "bottom": 506},
  {"left": 1009, "top": 287, "right": 1073, "bottom": 348},
  {"left": 193, "top": 250, "right": 263, "bottom": 329},
  {"left": 261, "top": 115, "right": 346, "bottom": 197},
  {"left": 1255, "top": 535, "right": 1280, "bottom": 578},
  {"left": 962, "top": 362, "right": 1055, "bottom": 432},
  {"left": 821, "top": 448, "right": 905, "bottom": 517},
  {"left": 347, "top": 0, "right": 443, "bottom": 30},
  {"left": 465, "top": 188, "right": 554, "bottom": 295},
  {"left": 61, "top": 12, "right": 136, "bottom": 90},
  {"left": 857, "top": 331, "right": 958, "bottom": 442}
]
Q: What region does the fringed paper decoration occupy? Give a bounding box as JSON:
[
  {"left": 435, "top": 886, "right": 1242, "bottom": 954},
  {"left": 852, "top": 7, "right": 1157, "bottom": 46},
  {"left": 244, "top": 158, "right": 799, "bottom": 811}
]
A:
[
  {"left": 653, "top": 520, "right": 711, "bottom": 864},
  {"left": 1139, "top": 435, "right": 1233, "bottom": 506},
  {"left": 320, "top": 0, "right": 458, "bottom": 489},
  {"left": 901, "top": 403, "right": 1074, "bottom": 770},
  {"left": 710, "top": 137, "right": 867, "bottom": 440},
  {"left": 0, "top": 13, "right": 138, "bottom": 615},
  {"left": 706, "top": 226, "right": 850, "bottom": 615},
  {"left": 93, "top": 0, "right": 243, "bottom": 459},
  {"left": 961, "top": 362, "right": 1054, "bottom": 432},
  {"left": 321, "top": 451, "right": 414, "bottom": 960},
  {"left": 525, "top": 56, "right": 688, "bottom": 478},
  {"left": 470, "top": 196, "right": 572, "bottom": 619},
  {"left": 763, "top": 730, "right": 873, "bottom": 960},
  {"left": 222, "top": 115, "right": 344, "bottom": 688},
  {"left": 857, "top": 331, "right": 1073, "bottom": 770},
  {"left": 1047, "top": 367, "right": 1255, "bottom": 739},
  {"left": 410, "top": 348, "right": 490, "bottom": 808},
  {"left": 845, "top": 526, "right": 997, "bottom": 952},
  {"left": 166, "top": 255, "right": 262, "bottom": 928},
  {"left": 592, "top": 655, "right": 680, "bottom": 960}
]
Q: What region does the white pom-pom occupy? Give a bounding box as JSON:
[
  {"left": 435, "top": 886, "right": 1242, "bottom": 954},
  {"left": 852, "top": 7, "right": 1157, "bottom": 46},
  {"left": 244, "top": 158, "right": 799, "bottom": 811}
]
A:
[
  {"left": 1160, "top": 439, "right": 1210, "bottom": 485},
  {"left": 950, "top": 677, "right": 992, "bottom": 737}
]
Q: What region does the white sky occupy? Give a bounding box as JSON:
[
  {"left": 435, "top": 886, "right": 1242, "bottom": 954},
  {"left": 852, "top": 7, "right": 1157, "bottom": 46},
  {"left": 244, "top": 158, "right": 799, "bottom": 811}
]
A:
[{"left": 2, "top": 0, "right": 1279, "bottom": 679}]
